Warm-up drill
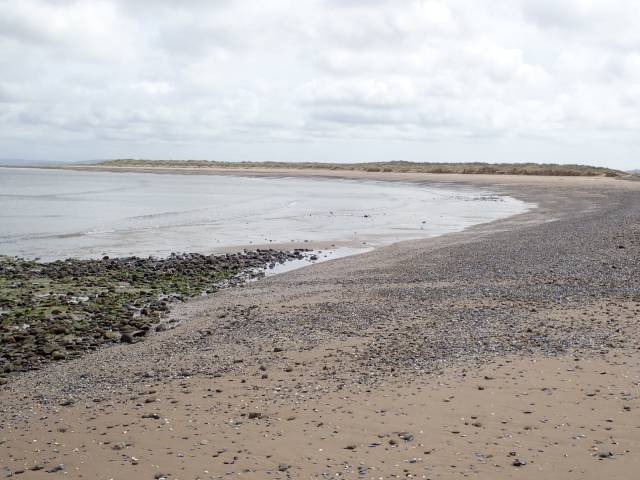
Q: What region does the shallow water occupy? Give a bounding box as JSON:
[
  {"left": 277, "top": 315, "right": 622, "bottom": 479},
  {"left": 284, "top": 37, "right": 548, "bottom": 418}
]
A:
[{"left": 0, "top": 167, "right": 531, "bottom": 260}]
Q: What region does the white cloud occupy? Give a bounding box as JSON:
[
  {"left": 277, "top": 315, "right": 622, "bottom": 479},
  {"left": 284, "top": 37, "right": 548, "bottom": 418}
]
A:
[
  {"left": 131, "top": 81, "right": 173, "bottom": 96},
  {"left": 300, "top": 77, "right": 418, "bottom": 109},
  {"left": 0, "top": 0, "right": 638, "bottom": 168}
]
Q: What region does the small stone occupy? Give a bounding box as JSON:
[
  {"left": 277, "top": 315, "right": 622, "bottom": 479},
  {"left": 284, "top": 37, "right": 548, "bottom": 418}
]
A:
[
  {"left": 51, "top": 351, "right": 66, "bottom": 361},
  {"left": 120, "top": 332, "right": 135, "bottom": 343},
  {"left": 104, "top": 331, "right": 120, "bottom": 340},
  {"left": 46, "top": 464, "right": 64, "bottom": 473},
  {"left": 42, "top": 344, "right": 57, "bottom": 355}
]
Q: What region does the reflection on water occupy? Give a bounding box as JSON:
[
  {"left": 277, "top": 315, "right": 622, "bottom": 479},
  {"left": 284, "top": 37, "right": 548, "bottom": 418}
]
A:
[{"left": 0, "top": 167, "right": 531, "bottom": 260}]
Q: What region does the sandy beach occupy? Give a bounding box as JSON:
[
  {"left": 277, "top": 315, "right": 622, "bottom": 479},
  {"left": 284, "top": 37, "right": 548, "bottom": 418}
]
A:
[{"left": 2, "top": 170, "right": 640, "bottom": 479}]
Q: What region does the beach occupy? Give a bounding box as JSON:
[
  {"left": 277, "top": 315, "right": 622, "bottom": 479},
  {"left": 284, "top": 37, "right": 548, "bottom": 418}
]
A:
[{"left": 1, "top": 170, "right": 640, "bottom": 479}]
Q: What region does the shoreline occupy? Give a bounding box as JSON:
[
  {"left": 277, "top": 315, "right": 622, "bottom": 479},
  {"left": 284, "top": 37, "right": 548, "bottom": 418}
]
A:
[{"left": 1, "top": 172, "right": 640, "bottom": 478}]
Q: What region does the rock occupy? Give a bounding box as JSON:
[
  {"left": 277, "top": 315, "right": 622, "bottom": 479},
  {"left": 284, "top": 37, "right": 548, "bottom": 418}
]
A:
[
  {"left": 399, "top": 432, "right": 414, "bottom": 442},
  {"left": 248, "top": 412, "right": 262, "bottom": 419},
  {"left": 104, "top": 331, "right": 120, "bottom": 340},
  {"left": 41, "top": 344, "right": 58, "bottom": 355},
  {"left": 278, "top": 464, "right": 289, "bottom": 472},
  {"left": 512, "top": 458, "right": 526, "bottom": 467},
  {"left": 46, "top": 464, "right": 64, "bottom": 473},
  {"left": 51, "top": 351, "right": 66, "bottom": 361},
  {"left": 120, "top": 332, "right": 135, "bottom": 343},
  {"left": 0, "top": 250, "right": 308, "bottom": 372}
]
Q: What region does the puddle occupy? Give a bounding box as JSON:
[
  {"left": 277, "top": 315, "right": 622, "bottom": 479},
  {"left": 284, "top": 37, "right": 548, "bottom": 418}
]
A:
[{"left": 253, "top": 247, "right": 373, "bottom": 279}]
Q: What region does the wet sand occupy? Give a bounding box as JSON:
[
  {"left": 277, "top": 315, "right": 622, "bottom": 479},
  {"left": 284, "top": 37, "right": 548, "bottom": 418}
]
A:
[{"left": 1, "top": 171, "right": 640, "bottom": 479}]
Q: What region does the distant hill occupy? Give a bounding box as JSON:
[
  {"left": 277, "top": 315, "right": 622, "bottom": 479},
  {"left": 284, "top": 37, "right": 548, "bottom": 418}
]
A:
[{"left": 93, "top": 159, "right": 624, "bottom": 177}]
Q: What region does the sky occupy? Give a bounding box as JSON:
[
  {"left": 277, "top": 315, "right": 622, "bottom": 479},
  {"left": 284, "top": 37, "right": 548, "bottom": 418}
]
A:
[{"left": 0, "top": 0, "right": 639, "bottom": 169}]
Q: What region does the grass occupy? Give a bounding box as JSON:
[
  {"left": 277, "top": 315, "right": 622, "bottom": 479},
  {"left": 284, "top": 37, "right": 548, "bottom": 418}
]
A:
[{"left": 93, "top": 159, "right": 624, "bottom": 177}]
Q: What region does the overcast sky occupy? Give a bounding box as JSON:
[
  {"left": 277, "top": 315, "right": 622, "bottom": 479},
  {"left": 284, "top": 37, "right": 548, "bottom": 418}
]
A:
[{"left": 1, "top": 0, "right": 639, "bottom": 168}]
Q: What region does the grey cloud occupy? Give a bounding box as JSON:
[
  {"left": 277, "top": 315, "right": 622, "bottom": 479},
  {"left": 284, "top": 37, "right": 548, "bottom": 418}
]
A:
[{"left": 0, "top": 0, "right": 638, "bottom": 169}]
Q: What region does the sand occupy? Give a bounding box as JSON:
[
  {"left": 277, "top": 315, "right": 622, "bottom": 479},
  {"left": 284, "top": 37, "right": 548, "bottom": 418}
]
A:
[
  {"left": 2, "top": 345, "right": 639, "bottom": 479},
  {"left": 1, "top": 170, "right": 640, "bottom": 479}
]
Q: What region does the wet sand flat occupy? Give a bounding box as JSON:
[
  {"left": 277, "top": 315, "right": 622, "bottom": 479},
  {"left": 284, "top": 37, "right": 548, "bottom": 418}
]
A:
[{"left": 2, "top": 172, "right": 640, "bottom": 479}]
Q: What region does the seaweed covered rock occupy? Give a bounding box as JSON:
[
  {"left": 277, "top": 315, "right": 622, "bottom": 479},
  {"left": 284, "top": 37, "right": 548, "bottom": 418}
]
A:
[{"left": 0, "top": 249, "right": 306, "bottom": 372}]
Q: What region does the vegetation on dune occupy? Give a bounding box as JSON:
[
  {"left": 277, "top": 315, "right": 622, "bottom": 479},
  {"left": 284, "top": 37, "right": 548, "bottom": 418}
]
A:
[{"left": 95, "top": 159, "right": 623, "bottom": 177}]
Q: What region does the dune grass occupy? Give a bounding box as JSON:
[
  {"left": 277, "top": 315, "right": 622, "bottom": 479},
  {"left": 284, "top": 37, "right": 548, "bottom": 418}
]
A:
[{"left": 95, "top": 159, "right": 623, "bottom": 177}]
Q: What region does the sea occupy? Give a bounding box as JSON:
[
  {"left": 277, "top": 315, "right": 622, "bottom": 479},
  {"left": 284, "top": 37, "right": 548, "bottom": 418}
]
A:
[{"left": 0, "top": 167, "right": 531, "bottom": 261}]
